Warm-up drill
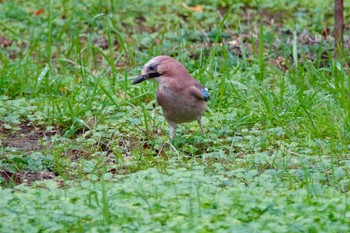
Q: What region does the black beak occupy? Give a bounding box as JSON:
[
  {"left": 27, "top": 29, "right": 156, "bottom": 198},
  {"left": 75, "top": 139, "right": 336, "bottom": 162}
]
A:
[
  {"left": 133, "top": 72, "right": 161, "bottom": 84},
  {"left": 133, "top": 74, "right": 148, "bottom": 84}
]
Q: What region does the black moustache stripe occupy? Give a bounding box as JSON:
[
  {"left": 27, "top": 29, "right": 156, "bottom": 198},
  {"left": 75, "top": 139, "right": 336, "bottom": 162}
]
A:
[{"left": 148, "top": 72, "right": 161, "bottom": 78}]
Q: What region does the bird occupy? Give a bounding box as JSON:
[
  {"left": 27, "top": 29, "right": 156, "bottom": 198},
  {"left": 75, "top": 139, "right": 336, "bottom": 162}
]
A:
[{"left": 133, "top": 55, "right": 210, "bottom": 139}]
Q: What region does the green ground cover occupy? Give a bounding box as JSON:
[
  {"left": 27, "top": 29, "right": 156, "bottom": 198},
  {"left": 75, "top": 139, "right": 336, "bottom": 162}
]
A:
[{"left": 0, "top": 0, "right": 350, "bottom": 232}]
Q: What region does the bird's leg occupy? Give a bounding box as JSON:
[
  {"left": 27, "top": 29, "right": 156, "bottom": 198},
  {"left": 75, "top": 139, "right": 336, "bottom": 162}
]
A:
[
  {"left": 169, "top": 122, "right": 176, "bottom": 139},
  {"left": 197, "top": 118, "right": 205, "bottom": 134}
]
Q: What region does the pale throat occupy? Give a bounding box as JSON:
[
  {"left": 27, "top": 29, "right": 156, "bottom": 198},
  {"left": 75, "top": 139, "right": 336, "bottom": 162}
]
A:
[{"left": 155, "top": 78, "right": 174, "bottom": 94}]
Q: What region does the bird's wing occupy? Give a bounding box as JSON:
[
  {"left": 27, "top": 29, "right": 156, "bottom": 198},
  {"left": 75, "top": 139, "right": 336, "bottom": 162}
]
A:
[{"left": 189, "top": 84, "right": 210, "bottom": 101}]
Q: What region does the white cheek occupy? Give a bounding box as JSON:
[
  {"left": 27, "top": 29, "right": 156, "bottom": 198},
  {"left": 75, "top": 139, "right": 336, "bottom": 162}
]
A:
[{"left": 153, "top": 76, "right": 163, "bottom": 84}]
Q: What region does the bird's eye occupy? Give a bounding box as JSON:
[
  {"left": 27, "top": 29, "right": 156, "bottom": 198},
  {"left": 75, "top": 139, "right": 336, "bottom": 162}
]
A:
[{"left": 148, "top": 64, "right": 157, "bottom": 72}]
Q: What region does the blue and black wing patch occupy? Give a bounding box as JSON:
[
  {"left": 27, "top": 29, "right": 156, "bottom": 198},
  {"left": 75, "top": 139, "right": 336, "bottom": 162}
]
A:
[{"left": 200, "top": 88, "right": 210, "bottom": 101}]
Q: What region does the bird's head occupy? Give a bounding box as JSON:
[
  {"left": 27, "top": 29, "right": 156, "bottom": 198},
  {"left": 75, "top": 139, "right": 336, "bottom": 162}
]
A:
[{"left": 133, "top": 56, "right": 188, "bottom": 84}]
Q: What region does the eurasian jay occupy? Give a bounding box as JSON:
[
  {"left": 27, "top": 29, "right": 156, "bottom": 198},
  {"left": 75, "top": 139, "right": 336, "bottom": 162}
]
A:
[{"left": 133, "top": 55, "right": 210, "bottom": 139}]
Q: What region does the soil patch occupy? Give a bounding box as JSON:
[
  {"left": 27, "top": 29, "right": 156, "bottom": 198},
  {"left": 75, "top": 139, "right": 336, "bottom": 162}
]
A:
[{"left": 0, "top": 120, "right": 61, "bottom": 186}]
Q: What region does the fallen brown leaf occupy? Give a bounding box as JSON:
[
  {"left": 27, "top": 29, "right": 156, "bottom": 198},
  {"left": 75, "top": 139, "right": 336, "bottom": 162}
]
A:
[
  {"left": 31, "top": 8, "right": 45, "bottom": 16},
  {"left": 182, "top": 3, "right": 203, "bottom": 12},
  {"left": 0, "top": 36, "right": 12, "bottom": 47}
]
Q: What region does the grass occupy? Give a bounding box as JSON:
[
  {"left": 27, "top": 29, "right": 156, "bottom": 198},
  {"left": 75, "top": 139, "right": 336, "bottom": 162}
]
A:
[{"left": 1, "top": 0, "right": 350, "bottom": 232}]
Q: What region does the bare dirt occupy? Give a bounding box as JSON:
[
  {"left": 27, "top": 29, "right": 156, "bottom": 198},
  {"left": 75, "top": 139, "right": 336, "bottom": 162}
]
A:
[{"left": 0, "top": 121, "right": 60, "bottom": 186}]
